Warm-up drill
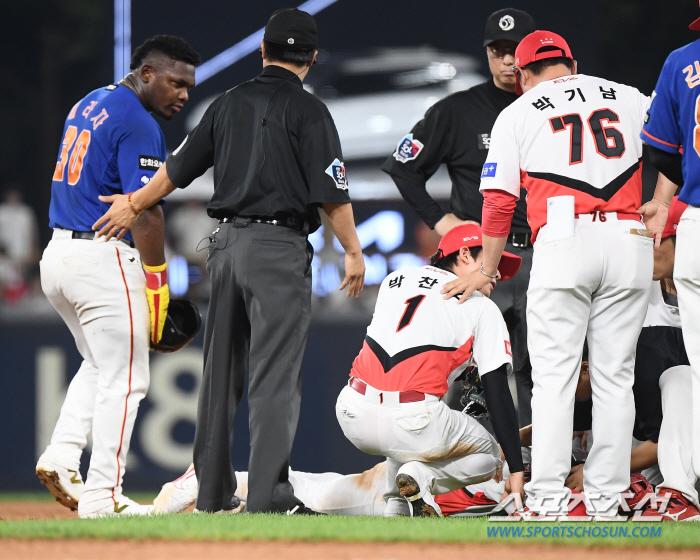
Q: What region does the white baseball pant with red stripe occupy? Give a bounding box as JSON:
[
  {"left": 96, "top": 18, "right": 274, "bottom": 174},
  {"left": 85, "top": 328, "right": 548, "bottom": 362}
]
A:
[
  {"left": 673, "top": 206, "right": 700, "bottom": 482},
  {"left": 38, "top": 229, "right": 150, "bottom": 513},
  {"left": 525, "top": 215, "right": 652, "bottom": 516}
]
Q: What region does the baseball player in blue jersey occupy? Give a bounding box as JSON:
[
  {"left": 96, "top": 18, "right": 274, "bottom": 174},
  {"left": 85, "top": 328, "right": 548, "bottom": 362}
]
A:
[
  {"left": 639, "top": 4, "right": 700, "bottom": 487},
  {"left": 35, "top": 36, "right": 199, "bottom": 518}
]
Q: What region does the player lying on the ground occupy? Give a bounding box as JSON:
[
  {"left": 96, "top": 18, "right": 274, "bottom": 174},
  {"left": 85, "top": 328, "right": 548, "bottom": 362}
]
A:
[
  {"left": 335, "top": 224, "right": 524, "bottom": 517},
  {"left": 153, "top": 425, "right": 534, "bottom": 516}
]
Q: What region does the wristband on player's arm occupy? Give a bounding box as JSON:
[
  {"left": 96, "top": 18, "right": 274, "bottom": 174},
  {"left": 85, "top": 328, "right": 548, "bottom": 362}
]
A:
[
  {"left": 481, "top": 363, "right": 525, "bottom": 474},
  {"left": 143, "top": 262, "right": 169, "bottom": 344},
  {"left": 647, "top": 145, "right": 683, "bottom": 188}
]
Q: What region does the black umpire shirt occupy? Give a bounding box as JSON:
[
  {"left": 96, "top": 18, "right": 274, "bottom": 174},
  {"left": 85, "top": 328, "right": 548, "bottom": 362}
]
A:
[
  {"left": 381, "top": 78, "right": 529, "bottom": 234},
  {"left": 166, "top": 65, "right": 350, "bottom": 232}
]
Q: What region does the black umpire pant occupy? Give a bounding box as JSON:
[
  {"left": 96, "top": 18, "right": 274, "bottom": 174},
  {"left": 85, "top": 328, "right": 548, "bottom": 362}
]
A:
[
  {"left": 193, "top": 220, "right": 313, "bottom": 513},
  {"left": 490, "top": 242, "right": 533, "bottom": 427}
]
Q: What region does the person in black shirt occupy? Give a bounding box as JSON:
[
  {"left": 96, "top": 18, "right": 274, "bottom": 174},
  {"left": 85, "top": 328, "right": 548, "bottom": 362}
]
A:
[
  {"left": 94, "top": 8, "right": 365, "bottom": 514},
  {"left": 382, "top": 8, "right": 536, "bottom": 425}
]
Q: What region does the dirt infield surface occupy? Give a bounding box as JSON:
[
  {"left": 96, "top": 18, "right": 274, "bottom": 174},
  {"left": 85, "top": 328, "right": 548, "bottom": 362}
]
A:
[
  {"left": 0, "top": 501, "right": 78, "bottom": 521},
  {"left": 3, "top": 539, "right": 700, "bottom": 560}
]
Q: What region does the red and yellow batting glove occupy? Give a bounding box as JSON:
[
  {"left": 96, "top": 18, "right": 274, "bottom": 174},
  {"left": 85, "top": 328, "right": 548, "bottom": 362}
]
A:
[{"left": 143, "top": 262, "right": 170, "bottom": 344}]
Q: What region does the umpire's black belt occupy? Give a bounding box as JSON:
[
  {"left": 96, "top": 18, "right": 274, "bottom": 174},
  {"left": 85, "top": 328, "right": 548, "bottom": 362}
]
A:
[
  {"left": 509, "top": 232, "right": 532, "bottom": 249},
  {"left": 68, "top": 229, "right": 135, "bottom": 248},
  {"left": 219, "top": 215, "right": 305, "bottom": 232}
]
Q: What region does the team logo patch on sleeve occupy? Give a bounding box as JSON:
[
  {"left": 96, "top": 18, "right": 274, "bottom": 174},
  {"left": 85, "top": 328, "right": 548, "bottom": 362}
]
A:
[
  {"left": 393, "top": 134, "right": 424, "bottom": 163},
  {"left": 481, "top": 162, "right": 497, "bottom": 178},
  {"left": 139, "top": 156, "right": 163, "bottom": 171},
  {"left": 325, "top": 158, "right": 348, "bottom": 190}
]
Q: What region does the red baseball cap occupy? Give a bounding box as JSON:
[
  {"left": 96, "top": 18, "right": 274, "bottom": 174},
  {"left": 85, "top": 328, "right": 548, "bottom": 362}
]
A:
[
  {"left": 691, "top": 1, "right": 700, "bottom": 30},
  {"left": 662, "top": 196, "right": 688, "bottom": 238},
  {"left": 514, "top": 30, "right": 573, "bottom": 94},
  {"left": 437, "top": 224, "right": 522, "bottom": 281}
]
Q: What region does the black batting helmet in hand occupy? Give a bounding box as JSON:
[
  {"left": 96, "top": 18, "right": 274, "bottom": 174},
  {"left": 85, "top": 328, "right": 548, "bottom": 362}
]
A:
[{"left": 150, "top": 298, "right": 202, "bottom": 353}]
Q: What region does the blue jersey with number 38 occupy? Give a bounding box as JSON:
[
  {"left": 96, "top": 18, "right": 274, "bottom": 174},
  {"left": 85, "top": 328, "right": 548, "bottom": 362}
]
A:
[
  {"left": 49, "top": 84, "right": 166, "bottom": 241},
  {"left": 642, "top": 37, "right": 700, "bottom": 206}
]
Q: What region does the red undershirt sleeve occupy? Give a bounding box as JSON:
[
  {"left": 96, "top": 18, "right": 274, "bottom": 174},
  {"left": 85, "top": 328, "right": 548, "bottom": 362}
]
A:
[{"left": 482, "top": 189, "right": 517, "bottom": 237}]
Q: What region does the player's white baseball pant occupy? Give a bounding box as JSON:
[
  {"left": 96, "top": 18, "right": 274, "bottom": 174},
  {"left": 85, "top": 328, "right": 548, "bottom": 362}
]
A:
[
  {"left": 673, "top": 206, "right": 700, "bottom": 481},
  {"left": 656, "top": 365, "right": 699, "bottom": 507},
  {"left": 525, "top": 217, "right": 652, "bottom": 516},
  {"left": 232, "top": 464, "right": 389, "bottom": 516},
  {"left": 39, "top": 229, "right": 150, "bottom": 512},
  {"left": 335, "top": 383, "right": 501, "bottom": 515}
]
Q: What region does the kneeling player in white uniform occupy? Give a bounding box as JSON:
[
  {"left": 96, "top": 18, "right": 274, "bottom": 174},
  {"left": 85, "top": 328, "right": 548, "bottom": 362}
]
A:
[{"left": 335, "top": 224, "right": 524, "bottom": 517}]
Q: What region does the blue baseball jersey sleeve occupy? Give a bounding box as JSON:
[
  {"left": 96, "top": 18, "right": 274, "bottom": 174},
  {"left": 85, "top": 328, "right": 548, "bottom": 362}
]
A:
[
  {"left": 642, "top": 38, "right": 700, "bottom": 206},
  {"left": 49, "top": 84, "right": 166, "bottom": 242}
]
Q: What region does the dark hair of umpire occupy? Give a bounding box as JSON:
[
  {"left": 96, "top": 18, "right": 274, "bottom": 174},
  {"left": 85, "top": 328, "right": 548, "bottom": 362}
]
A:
[{"left": 263, "top": 41, "right": 315, "bottom": 66}]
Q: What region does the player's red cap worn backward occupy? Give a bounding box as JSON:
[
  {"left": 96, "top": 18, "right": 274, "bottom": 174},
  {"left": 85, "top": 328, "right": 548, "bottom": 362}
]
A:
[
  {"left": 437, "top": 224, "right": 522, "bottom": 281},
  {"left": 513, "top": 30, "right": 573, "bottom": 95},
  {"left": 661, "top": 196, "right": 689, "bottom": 238}
]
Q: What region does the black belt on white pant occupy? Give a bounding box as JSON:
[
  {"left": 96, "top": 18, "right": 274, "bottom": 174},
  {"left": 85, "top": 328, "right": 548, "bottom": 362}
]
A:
[{"left": 68, "top": 229, "right": 134, "bottom": 248}]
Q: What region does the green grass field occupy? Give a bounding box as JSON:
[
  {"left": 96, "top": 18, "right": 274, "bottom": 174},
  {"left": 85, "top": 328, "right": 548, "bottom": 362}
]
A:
[{"left": 1, "top": 512, "right": 699, "bottom": 548}]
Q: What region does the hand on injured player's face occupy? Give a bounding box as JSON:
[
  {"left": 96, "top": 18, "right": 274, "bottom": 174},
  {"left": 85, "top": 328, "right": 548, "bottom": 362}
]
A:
[
  {"left": 565, "top": 463, "right": 584, "bottom": 492},
  {"left": 93, "top": 194, "right": 140, "bottom": 240}
]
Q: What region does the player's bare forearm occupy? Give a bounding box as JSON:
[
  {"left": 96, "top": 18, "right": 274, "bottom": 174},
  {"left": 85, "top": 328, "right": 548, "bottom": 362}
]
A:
[
  {"left": 131, "top": 205, "right": 166, "bottom": 267},
  {"left": 650, "top": 172, "right": 678, "bottom": 207},
  {"left": 322, "top": 202, "right": 365, "bottom": 297},
  {"left": 93, "top": 163, "right": 177, "bottom": 240},
  {"left": 440, "top": 233, "right": 507, "bottom": 303},
  {"left": 630, "top": 440, "right": 658, "bottom": 472},
  {"left": 482, "top": 233, "right": 508, "bottom": 275}
]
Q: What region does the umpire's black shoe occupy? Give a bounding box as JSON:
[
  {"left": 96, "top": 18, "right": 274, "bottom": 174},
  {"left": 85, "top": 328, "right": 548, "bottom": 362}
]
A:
[
  {"left": 224, "top": 496, "right": 244, "bottom": 513},
  {"left": 286, "top": 503, "right": 325, "bottom": 515}
]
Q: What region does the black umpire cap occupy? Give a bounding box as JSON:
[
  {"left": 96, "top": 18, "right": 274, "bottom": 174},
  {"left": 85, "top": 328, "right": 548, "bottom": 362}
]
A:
[
  {"left": 483, "top": 8, "right": 536, "bottom": 46},
  {"left": 264, "top": 8, "right": 318, "bottom": 49}
]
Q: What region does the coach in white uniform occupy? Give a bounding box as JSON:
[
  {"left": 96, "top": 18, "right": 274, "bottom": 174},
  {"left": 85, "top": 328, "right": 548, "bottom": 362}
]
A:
[
  {"left": 442, "top": 31, "right": 653, "bottom": 518},
  {"left": 336, "top": 224, "right": 523, "bottom": 517}
]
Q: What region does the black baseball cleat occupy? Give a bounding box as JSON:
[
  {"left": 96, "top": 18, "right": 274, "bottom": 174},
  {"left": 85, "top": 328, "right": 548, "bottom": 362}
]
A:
[
  {"left": 286, "top": 503, "right": 325, "bottom": 515},
  {"left": 396, "top": 473, "right": 442, "bottom": 517}
]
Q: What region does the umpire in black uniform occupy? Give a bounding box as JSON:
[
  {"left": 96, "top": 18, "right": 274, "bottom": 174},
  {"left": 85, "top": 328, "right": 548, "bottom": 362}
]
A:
[
  {"left": 94, "top": 8, "right": 365, "bottom": 513},
  {"left": 382, "top": 8, "right": 536, "bottom": 425}
]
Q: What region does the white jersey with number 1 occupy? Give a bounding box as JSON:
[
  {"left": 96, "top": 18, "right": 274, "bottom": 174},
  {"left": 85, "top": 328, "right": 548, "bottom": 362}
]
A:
[{"left": 350, "top": 265, "right": 512, "bottom": 398}]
